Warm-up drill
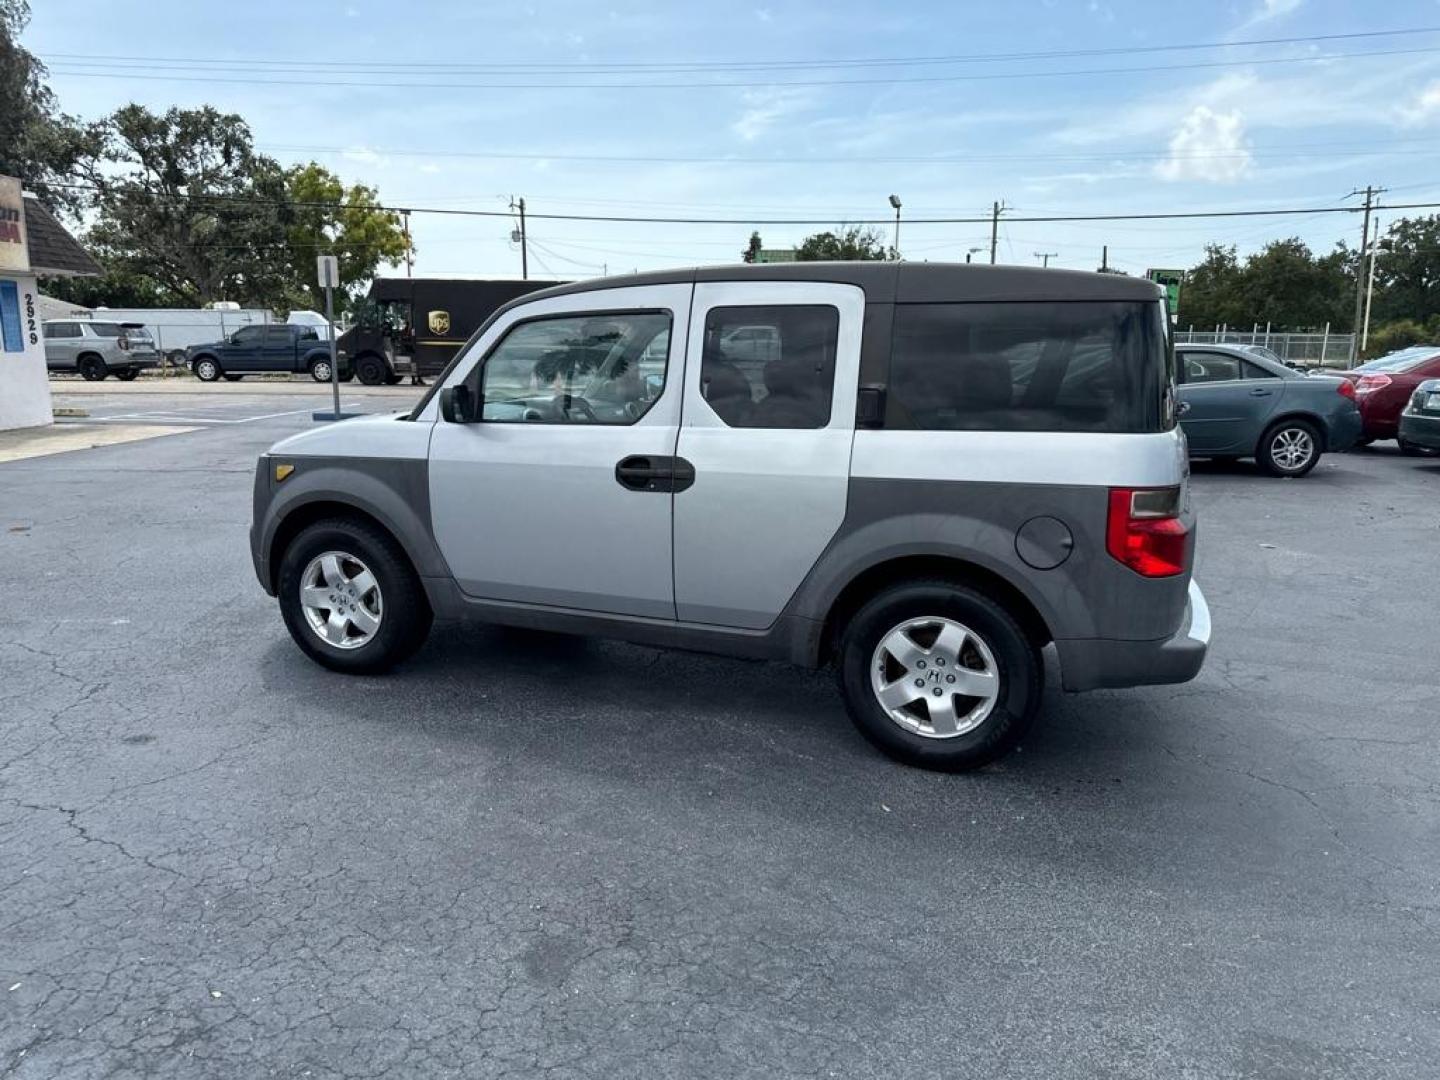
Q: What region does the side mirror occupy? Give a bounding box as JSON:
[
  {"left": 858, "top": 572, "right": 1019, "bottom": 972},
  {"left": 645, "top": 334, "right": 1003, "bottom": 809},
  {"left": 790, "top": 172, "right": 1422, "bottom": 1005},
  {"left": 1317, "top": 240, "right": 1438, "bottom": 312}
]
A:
[{"left": 440, "top": 384, "right": 478, "bottom": 424}]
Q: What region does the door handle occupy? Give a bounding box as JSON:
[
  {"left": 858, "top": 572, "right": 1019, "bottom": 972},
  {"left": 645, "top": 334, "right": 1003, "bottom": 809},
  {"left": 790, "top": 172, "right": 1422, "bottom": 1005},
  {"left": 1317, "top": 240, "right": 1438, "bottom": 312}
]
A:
[
  {"left": 1248, "top": 387, "right": 1273, "bottom": 396},
  {"left": 615, "top": 455, "right": 696, "bottom": 493}
]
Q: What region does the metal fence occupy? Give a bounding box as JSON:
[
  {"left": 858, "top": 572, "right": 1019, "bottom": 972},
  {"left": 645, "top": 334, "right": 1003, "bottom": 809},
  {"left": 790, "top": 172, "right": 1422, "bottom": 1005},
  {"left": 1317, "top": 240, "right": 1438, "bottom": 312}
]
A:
[{"left": 1174, "top": 329, "right": 1355, "bottom": 369}]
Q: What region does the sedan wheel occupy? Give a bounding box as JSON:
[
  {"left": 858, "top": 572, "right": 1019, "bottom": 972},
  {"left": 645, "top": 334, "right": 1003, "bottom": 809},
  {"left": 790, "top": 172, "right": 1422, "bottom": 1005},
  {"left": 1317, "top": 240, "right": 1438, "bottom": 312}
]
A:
[
  {"left": 1258, "top": 420, "right": 1320, "bottom": 477},
  {"left": 298, "top": 551, "right": 383, "bottom": 650}
]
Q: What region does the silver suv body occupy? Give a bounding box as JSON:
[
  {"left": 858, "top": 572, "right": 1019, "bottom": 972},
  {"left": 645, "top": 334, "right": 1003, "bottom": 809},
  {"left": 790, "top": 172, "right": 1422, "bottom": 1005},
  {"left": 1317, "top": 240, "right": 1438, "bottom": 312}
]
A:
[
  {"left": 251, "top": 264, "right": 1210, "bottom": 770},
  {"left": 44, "top": 320, "right": 160, "bottom": 381}
]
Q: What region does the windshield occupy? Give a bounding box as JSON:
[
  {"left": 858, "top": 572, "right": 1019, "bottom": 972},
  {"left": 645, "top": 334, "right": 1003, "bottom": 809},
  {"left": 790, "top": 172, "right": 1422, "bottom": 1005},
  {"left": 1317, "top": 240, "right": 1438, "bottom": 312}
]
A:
[{"left": 1355, "top": 348, "right": 1438, "bottom": 373}]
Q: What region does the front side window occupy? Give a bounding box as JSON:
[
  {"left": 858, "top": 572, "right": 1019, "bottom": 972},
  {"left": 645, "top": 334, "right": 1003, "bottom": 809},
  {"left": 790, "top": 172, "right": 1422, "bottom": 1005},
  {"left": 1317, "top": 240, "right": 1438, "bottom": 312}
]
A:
[
  {"left": 890, "top": 301, "right": 1169, "bottom": 432},
  {"left": 700, "top": 305, "right": 839, "bottom": 429},
  {"left": 1242, "top": 360, "right": 1281, "bottom": 380},
  {"left": 478, "top": 310, "right": 671, "bottom": 424}
]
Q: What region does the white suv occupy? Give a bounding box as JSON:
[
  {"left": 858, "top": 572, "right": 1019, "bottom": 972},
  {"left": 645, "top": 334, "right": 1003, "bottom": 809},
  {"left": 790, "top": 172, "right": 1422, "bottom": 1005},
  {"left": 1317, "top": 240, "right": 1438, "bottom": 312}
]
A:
[{"left": 251, "top": 264, "right": 1209, "bottom": 771}]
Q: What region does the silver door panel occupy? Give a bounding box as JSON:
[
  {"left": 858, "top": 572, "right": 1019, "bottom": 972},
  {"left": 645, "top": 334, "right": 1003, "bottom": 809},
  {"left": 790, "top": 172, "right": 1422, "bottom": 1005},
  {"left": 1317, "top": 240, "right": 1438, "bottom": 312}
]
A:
[{"left": 674, "top": 281, "right": 864, "bottom": 629}]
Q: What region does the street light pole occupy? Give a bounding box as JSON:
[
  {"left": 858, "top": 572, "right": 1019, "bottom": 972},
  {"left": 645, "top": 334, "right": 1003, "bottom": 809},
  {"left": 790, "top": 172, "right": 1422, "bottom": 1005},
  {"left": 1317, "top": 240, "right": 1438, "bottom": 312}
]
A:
[
  {"left": 1034, "top": 251, "right": 1057, "bottom": 268},
  {"left": 966, "top": 247, "right": 983, "bottom": 264},
  {"left": 510, "top": 196, "right": 528, "bottom": 280},
  {"left": 888, "top": 194, "right": 902, "bottom": 259}
]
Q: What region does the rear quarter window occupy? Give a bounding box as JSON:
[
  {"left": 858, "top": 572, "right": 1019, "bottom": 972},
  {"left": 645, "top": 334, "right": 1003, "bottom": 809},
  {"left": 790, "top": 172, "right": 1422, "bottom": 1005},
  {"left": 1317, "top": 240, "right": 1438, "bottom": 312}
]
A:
[{"left": 888, "top": 301, "right": 1171, "bottom": 433}]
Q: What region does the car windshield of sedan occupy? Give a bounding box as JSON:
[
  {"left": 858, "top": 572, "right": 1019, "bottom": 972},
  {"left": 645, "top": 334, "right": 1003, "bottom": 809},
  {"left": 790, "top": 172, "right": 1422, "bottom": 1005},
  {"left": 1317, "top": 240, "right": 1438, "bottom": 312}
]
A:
[{"left": 1355, "top": 347, "right": 1438, "bottom": 373}]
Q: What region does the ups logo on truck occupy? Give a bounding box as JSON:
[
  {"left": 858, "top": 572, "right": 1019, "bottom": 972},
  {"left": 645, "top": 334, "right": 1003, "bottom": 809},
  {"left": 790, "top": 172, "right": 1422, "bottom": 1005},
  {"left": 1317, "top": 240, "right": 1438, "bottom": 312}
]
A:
[{"left": 427, "top": 310, "right": 451, "bottom": 335}]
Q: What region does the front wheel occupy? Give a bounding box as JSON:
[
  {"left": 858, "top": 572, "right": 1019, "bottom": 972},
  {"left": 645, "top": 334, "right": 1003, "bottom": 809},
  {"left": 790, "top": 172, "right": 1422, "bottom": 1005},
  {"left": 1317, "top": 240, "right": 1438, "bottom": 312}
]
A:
[
  {"left": 1257, "top": 419, "right": 1321, "bottom": 478},
  {"left": 355, "top": 354, "right": 388, "bottom": 386},
  {"left": 309, "top": 357, "right": 333, "bottom": 382},
  {"left": 277, "top": 518, "right": 432, "bottom": 674},
  {"left": 837, "top": 581, "right": 1042, "bottom": 771},
  {"left": 114, "top": 370, "right": 139, "bottom": 382},
  {"left": 193, "top": 357, "right": 222, "bottom": 382}
]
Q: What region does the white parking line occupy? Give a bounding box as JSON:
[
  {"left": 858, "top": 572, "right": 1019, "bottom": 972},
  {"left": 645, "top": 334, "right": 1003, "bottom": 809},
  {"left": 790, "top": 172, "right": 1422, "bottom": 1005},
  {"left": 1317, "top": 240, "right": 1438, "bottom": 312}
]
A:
[{"left": 82, "top": 405, "right": 361, "bottom": 425}]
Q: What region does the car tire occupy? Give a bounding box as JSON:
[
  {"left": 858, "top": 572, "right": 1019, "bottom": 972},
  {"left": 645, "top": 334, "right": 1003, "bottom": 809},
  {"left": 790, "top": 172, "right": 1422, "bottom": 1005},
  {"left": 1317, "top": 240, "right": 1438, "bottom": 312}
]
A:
[
  {"left": 384, "top": 372, "right": 404, "bottom": 385},
  {"left": 223, "top": 373, "right": 245, "bottom": 382},
  {"left": 115, "top": 370, "right": 139, "bottom": 382},
  {"left": 308, "top": 357, "right": 334, "bottom": 383},
  {"left": 355, "top": 354, "right": 388, "bottom": 386},
  {"left": 78, "top": 355, "right": 107, "bottom": 381},
  {"left": 277, "top": 517, "right": 433, "bottom": 675},
  {"left": 1397, "top": 437, "right": 1438, "bottom": 457},
  {"left": 836, "top": 580, "right": 1042, "bottom": 772},
  {"left": 1257, "top": 418, "right": 1321, "bottom": 478},
  {"left": 193, "top": 357, "right": 222, "bottom": 382}
]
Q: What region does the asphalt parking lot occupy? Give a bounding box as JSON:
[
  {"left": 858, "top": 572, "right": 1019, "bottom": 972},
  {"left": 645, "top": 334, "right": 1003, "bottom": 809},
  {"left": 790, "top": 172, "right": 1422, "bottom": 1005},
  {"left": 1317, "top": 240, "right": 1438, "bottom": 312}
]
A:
[{"left": 2, "top": 390, "right": 1438, "bottom": 1079}]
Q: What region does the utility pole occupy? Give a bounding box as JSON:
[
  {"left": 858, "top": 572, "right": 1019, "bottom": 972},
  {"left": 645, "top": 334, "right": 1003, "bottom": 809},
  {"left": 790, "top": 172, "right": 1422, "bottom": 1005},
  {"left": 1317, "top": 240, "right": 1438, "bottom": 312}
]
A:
[
  {"left": 402, "top": 209, "right": 413, "bottom": 278},
  {"left": 1347, "top": 185, "right": 1384, "bottom": 365},
  {"left": 1034, "top": 251, "right": 1057, "bottom": 268},
  {"left": 1362, "top": 216, "right": 1381, "bottom": 354},
  {"left": 510, "top": 196, "right": 528, "bottom": 280},
  {"left": 1101, "top": 245, "right": 1109, "bottom": 272},
  {"left": 989, "top": 200, "right": 1007, "bottom": 264}
]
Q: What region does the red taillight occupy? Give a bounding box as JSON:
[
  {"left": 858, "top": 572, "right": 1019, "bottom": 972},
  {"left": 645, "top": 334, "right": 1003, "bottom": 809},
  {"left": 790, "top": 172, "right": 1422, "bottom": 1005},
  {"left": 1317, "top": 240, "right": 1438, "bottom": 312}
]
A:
[
  {"left": 1106, "top": 487, "right": 1189, "bottom": 578},
  {"left": 1356, "top": 374, "right": 1391, "bottom": 394},
  {"left": 1336, "top": 379, "right": 1355, "bottom": 399}
]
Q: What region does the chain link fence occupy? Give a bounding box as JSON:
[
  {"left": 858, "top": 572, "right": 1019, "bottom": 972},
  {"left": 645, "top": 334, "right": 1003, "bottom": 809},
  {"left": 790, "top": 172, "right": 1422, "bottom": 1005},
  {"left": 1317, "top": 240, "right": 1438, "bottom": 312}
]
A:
[{"left": 1174, "top": 329, "right": 1355, "bottom": 369}]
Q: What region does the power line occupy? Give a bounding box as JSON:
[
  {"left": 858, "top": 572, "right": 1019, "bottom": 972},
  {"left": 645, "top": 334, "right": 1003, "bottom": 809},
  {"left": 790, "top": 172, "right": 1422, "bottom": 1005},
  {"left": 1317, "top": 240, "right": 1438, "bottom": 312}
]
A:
[
  {"left": 46, "top": 182, "right": 1440, "bottom": 226},
  {"left": 36, "top": 26, "right": 1440, "bottom": 73},
  {"left": 41, "top": 45, "right": 1438, "bottom": 91}
]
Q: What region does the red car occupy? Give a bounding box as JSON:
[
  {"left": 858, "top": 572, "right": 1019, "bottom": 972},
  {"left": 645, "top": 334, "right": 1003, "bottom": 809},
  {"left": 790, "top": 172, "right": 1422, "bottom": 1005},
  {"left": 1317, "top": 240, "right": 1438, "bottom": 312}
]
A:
[{"left": 1331, "top": 347, "right": 1440, "bottom": 452}]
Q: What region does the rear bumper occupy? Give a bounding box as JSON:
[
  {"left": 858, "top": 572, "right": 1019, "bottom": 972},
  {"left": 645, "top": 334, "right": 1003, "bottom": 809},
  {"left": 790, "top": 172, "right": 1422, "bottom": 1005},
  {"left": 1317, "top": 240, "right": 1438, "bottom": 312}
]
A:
[
  {"left": 1399, "top": 411, "right": 1440, "bottom": 449},
  {"left": 1327, "top": 408, "right": 1363, "bottom": 452},
  {"left": 1056, "top": 580, "right": 1211, "bottom": 692}
]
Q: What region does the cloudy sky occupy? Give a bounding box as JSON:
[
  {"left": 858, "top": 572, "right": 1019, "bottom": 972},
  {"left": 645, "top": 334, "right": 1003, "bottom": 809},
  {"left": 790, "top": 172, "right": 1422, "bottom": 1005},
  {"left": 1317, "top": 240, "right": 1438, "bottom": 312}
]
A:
[{"left": 22, "top": 0, "right": 1440, "bottom": 286}]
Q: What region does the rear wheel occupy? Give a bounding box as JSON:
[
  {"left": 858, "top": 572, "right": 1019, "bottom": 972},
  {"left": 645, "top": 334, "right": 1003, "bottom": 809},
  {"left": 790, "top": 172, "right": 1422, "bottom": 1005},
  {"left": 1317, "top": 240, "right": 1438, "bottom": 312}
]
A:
[
  {"left": 837, "top": 580, "right": 1041, "bottom": 771},
  {"left": 193, "top": 357, "right": 221, "bottom": 382},
  {"left": 114, "top": 369, "right": 139, "bottom": 382},
  {"left": 277, "top": 518, "right": 432, "bottom": 674},
  {"left": 78, "top": 355, "right": 107, "bottom": 381},
  {"left": 223, "top": 373, "right": 245, "bottom": 382},
  {"left": 355, "top": 354, "right": 388, "bottom": 386},
  {"left": 1257, "top": 419, "right": 1321, "bottom": 478}
]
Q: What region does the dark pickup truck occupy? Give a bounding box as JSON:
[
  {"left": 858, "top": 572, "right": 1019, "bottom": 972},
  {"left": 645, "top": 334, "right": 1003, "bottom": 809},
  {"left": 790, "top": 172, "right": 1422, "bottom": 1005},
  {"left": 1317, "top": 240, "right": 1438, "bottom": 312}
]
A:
[{"left": 187, "top": 324, "right": 347, "bottom": 383}]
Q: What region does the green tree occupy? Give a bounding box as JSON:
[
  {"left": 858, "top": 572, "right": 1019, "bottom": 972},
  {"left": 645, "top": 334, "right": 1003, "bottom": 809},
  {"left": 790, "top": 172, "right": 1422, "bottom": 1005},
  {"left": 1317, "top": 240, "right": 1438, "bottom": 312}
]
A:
[
  {"left": 40, "top": 266, "right": 168, "bottom": 309},
  {"left": 796, "top": 225, "right": 894, "bottom": 261},
  {"left": 1372, "top": 216, "right": 1440, "bottom": 326},
  {"left": 282, "top": 163, "right": 409, "bottom": 312},
  {"left": 78, "top": 104, "right": 293, "bottom": 307},
  {"left": 0, "top": 0, "right": 96, "bottom": 215},
  {"left": 1176, "top": 244, "right": 1244, "bottom": 329},
  {"left": 1235, "top": 239, "right": 1352, "bottom": 331},
  {"left": 741, "top": 230, "right": 762, "bottom": 263}
]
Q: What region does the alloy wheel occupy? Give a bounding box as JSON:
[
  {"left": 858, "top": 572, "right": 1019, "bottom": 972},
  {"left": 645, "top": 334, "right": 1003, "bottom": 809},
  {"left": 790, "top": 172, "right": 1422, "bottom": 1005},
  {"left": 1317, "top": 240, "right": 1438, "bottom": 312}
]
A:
[
  {"left": 869, "top": 616, "right": 1000, "bottom": 738},
  {"left": 299, "top": 551, "right": 383, "bottom": 650},
  {"left": 1271, "top": 427, "right": 1315, "bottom": 471}
]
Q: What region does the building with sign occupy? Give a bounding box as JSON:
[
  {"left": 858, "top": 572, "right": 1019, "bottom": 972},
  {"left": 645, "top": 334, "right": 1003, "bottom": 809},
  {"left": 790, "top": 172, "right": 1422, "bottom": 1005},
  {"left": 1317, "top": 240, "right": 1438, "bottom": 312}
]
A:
[{"left": 0, "top": 176, "right": 101, "bottom": 431}]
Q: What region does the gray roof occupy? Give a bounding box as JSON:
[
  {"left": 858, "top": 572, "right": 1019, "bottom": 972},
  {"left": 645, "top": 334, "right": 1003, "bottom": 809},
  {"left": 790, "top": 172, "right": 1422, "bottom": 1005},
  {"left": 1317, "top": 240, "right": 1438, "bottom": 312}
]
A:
[
  {"left": 23, "top": 196, "right": 101, "bottom": 277},
  {"left": 511, "top": 262, "right": 1163, "bottom": 309}
]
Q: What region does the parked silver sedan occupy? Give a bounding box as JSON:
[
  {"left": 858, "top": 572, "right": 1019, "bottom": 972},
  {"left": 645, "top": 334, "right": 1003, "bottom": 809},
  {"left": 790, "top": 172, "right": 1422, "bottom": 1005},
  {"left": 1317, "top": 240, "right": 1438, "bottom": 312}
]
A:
[{"left": 1177, "top": 344, "right": 1363, "bottom": 477}]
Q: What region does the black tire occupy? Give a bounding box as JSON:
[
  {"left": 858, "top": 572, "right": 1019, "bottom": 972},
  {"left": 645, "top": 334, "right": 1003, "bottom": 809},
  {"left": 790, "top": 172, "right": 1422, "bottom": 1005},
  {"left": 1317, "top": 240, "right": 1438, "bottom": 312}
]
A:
[
  {"left": 114, "top": 369, "right": 139, "bottom": 382},
  {"left": 1257, "top": 418, "right": 1322, "bottom": 478},
  {"left": 837, "top": 580, "right": 1042, "bottom": 772},
  {"left": 1398, "top": 437, "right": 1439, "bottom": 457},
  {"left": 78, "top": 355, "right": 107, "bottom": 381},
  {"left": 308, "top": 357, "right": 333, "bottom": 383},
  {"left": 355, "top": 354, "right": 388, "bottom": 386},
  {"left": 277, "top": 517, "right": 432, "bottom": 674},
  {"left": 384, "top": 372, "right": 404, "bottom": 385},
  {"left": 223, "top": 373, "right": 245, "bottom": 382},
  {"left": 193, "top": 356, "right": 222, "bottom": 382}
]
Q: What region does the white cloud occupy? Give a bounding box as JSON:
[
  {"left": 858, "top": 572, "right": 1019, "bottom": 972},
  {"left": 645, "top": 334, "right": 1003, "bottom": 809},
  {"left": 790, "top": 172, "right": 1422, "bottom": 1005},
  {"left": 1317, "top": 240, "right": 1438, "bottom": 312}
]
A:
[
  {"left": 1397, "top": 80, "right": 1440, "bottom": 126},
  {"left": 1155, "top": 106, "right": 1252, "bottom": 183},
  {"left": 731, "top": 88, "right": 812, "bottom": 142},
  {"left": 1237, "top": 0, "right": 1302, "bottom": 30}
]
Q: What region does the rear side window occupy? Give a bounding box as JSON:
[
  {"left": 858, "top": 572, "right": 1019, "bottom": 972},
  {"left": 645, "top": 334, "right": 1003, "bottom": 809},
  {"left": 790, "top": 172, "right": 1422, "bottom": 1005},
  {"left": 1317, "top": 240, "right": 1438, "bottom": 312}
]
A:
[
  {"left": 88, "top": 323, "right": 122, "bottom": 338},
  {"left": 889, "top": 301, "right": 1170, "bottom": 433},
  {"left": 46, "top": 322, "right": 80, "bottom": 339},
  {"left": 700, "top": 305, "right": 839, "bottom": 429}
]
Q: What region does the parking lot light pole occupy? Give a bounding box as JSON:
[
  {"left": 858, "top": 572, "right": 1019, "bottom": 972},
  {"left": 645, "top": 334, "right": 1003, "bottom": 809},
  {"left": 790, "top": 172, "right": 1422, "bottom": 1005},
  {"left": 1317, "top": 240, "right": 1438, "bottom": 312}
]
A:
[{"left": 888, "top": 195, "right": 902, "bottom": 259}]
